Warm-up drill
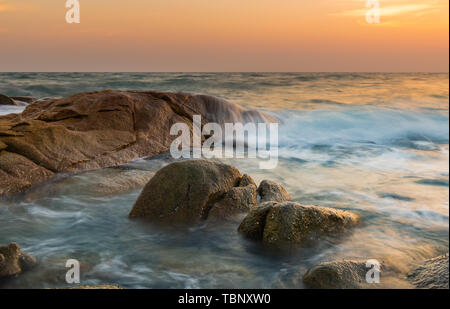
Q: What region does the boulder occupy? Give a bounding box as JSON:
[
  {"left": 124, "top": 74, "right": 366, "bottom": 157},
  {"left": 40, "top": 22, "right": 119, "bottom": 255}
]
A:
[
  {"left": 129, "top": 160, "right": 246, "bottom": 225},
  {"left": 238, "top": 201, "right": 359, "bottom": 247},
  {"left": 0, "top": 90, "right": 275, "bottom": 197},
  {"left": 0, "top": 243, "right": 37, "bottom": 279},
  {"left": 18, "top": 252, "right": 38, "bottom": 271},
  {"left": 258, "top": 180, "right": 290, "bottom": 203},
  {"left": 407, "top": 254, "right": 449, "bottom": 289},
  {"left": 207, "top": 174, "right": 258, "bottom": 222},
  {"left": 303, "top": 259, "right": 384, "bottom": 289},
  {"left": 0, "top": 94, "right": 17, "bottom": 106}
]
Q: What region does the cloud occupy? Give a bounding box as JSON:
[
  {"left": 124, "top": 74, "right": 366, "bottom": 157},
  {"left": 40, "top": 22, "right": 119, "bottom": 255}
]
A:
[{"left": 338, "top": 3, "right": 437, "bottom": 18}]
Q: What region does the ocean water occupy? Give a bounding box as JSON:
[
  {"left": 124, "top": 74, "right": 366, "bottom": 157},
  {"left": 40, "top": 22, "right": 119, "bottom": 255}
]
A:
[{"left": 0, "top": 73, "right": 448, "bottom": 289}]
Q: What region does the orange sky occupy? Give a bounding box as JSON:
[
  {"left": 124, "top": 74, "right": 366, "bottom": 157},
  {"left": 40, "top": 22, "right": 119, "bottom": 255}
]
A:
[{"left": 0, "top": 0, "right": 448, "bottom": 72}]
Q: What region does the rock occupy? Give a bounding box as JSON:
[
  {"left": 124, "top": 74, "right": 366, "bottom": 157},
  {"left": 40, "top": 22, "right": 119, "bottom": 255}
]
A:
[
  {"left": 303, "top": 259, "right": 384, "bottom": 289},
  {"left": 0, "top": 150, "right": 54, "bottom": 196},
  {"left": 0, "top": 243, "right": 21, "bottom": 278},
  {"left": 0, "top": 90, "right": 275, "bottom": 197},
  {"left": 258, "top": 180, "right": 290, "bottom": 203},
  {"left": 129, "top": 159, "right": 246, "bottom": 225},
  {"left": 68, "top": 284, "right": 124, "bottom": 289},
  {"left": 18, "top": 252, "right": 38, "bottom": 272},
  {"left": 238, "top": 201, "right": 359, "bottom": 247},
  {"left": 10, "top": 96, "right": 37, "bottom": 104},
  {"left": 0, "top": 243, "right": 37, "bottom": 279},
  {"left": 0, "top": 94, "right": 17, "bottom": 106},
  {"left": 407, "top": 254, "right": 449, "bottom": 289},
  {"left": 207, "top": 174, "right": 258, "bottom": 222}
]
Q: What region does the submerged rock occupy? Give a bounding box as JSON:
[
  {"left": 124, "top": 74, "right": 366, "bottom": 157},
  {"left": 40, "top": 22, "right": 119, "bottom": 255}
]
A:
[
  {"left": 238, "top": 201, "right": 359, "bottom": 247},
  {"left": 130, "top": 160, "right": 249, "bottom": 225},
  {"left": 0, "top": 243, "right": 37, "bottom": 279},
  {"left": 23, "top": 167, "right": 155, "bottom": 200},
  {"left": 0, "top": 94, "right": 17, "bottom": 106},
  {"left": 258, "top": 180, "right": 290, "bottom": 203},
  {"left": 0, "top": 90, "right": 275, "bottom": 197},
  {"left": 303, "top": 259, "right": 384, "bottom": 289},
  {"left": 407, "top": 254, "right": 449, "bottom": 289}
]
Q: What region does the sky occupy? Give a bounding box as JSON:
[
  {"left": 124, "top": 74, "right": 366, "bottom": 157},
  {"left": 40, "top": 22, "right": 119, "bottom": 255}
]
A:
[{"left": 0, "top": 0, "right": 448, "bottom": 72}]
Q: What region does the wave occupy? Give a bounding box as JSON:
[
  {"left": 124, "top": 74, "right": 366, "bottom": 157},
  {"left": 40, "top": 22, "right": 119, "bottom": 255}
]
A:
[{"left": 275, "top": 107, "right": 449, "bottom": 148}]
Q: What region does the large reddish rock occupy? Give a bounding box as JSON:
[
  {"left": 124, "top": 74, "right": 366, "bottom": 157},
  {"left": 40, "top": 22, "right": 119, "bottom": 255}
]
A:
[{"left": 0, "top": 90, "right": 274, "bottom": 197}]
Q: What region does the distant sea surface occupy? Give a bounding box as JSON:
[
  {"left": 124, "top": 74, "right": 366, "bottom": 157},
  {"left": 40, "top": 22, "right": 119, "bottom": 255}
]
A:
[{"left": 0, "top": 73, "right": 448, "bottom": 288}]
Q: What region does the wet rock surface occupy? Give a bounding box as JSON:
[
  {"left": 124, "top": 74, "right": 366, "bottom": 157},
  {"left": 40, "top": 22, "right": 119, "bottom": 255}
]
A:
[
  {"left": 407, "top": 254, "right": 449, "bottom": 289},
  {"left": 207, "top": 174, "right": 258, "bottom": 222},
  {"left": 0, "top": 243, "right": 37, "bottom": 280},
  {"left": 302, "top": 259, "right": 384, "bottom": 289},
  {"left": 238, "top": 201, "right": 359, "bottom": 247},
  {"left": 258, "top": 180, "right": 290, "bottom": 203},
  {"left": 129, "top": 160, "right": 254, "bottom": 225}
]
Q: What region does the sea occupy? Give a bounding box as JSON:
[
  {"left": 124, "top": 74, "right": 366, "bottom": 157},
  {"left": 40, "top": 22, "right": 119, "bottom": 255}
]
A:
[{"left": 0, "top": 72, "right": 448, "bottom": 288}]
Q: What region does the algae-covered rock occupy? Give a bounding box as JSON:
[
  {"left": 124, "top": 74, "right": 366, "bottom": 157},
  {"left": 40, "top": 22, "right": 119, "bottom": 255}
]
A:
[
  {"left": 258, "top": 180, "right": 290, "bottom": 203},
  {"left": 129, "top": 160, "right": 243, "bottom": 225},
  {"left": 407, "top": 254, "right": 449, "bottom": 289},
  {"left": 303, "top": 259, "right": 384, "bottom": 289},
  {"left": 0, "top": 243, "right": 37, "bottom": 279},
  {"left": 238, "top": 201, "right": 359, "bottom": 247},
  {"left": 207, "top": 174, "right": 258, "bottom": 222}
]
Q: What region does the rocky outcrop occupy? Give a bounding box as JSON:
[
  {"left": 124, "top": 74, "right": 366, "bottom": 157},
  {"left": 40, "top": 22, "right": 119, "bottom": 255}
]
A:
[
  {"left": 303, "top": 259, "right": 384, "bottom": 289},
  {"left": 129, "top": 160, "right": 258, "bottom": 225},
  {"left": 0, "top": 90, "right": 274, "bottom": 197},
  {"left": 0, "top": 243, "right": 37, "bottom": 279},
  {"left": 407, "top": 254, "right": 449, "bottom": 289},
  {"left": 258, "top": 180, "right": 290, "bottom": 203},
  {"left": 238, "top": 201, "right": 359, "bottom": 247},
  {"left": 0, "top": 150, "right": 54, "bottom": 196},
  {"left": 0, "top": 94, "right": 17, "bottom": 106}
]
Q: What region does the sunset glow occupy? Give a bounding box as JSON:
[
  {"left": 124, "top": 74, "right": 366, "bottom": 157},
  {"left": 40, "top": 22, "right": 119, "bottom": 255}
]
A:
[{"left": 0, "top": 0, "right": 448, "bottom": 71}]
